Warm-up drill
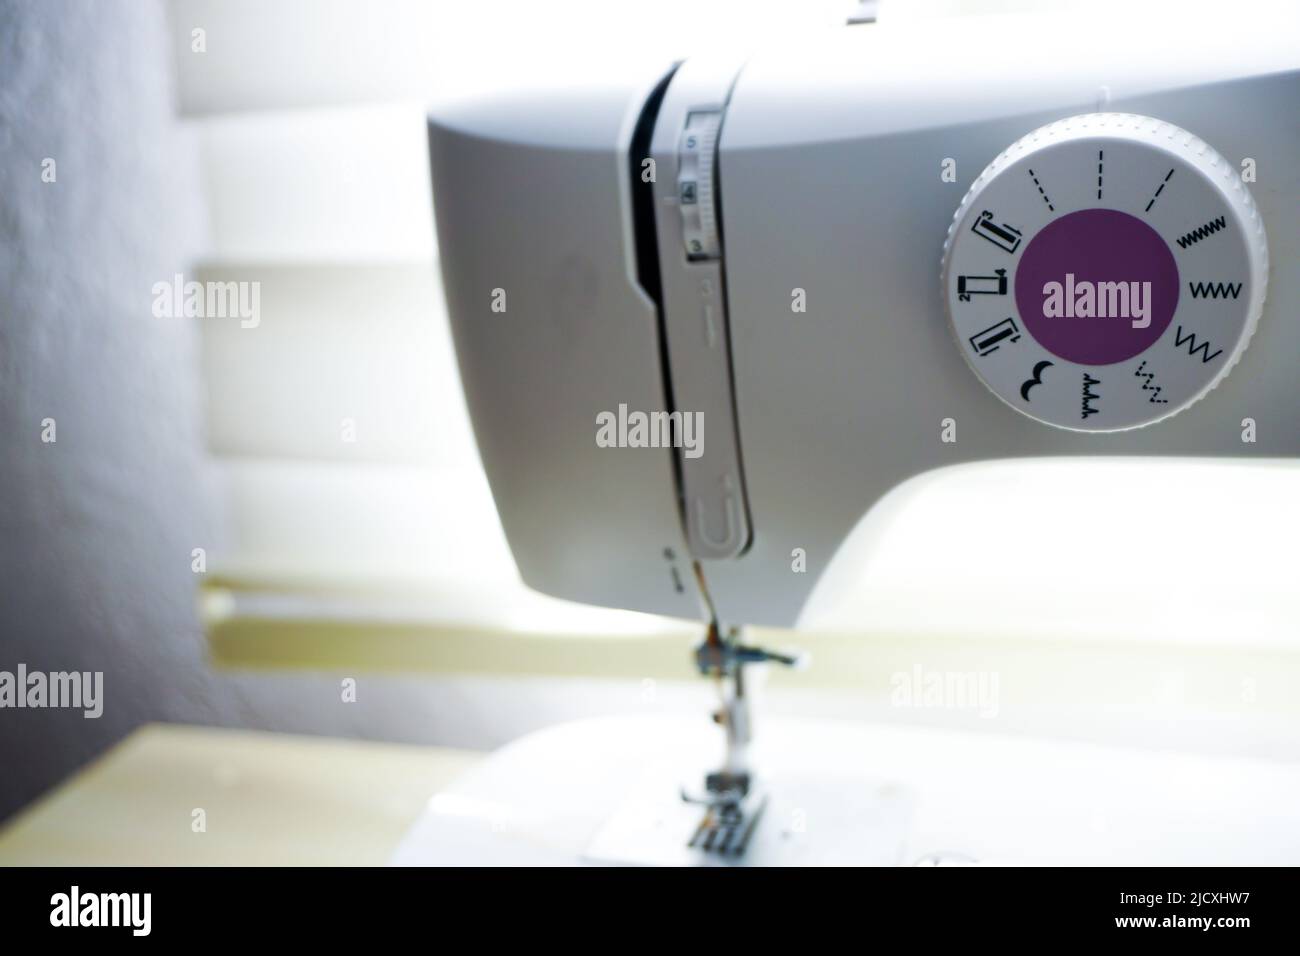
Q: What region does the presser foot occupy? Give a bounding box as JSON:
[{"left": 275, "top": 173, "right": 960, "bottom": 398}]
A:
[{"left": 681, "top": 776, "right": 769, "bottom": 858}]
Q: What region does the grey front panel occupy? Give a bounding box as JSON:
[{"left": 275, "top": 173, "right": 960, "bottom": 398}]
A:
[{"left": 429, "top": 75, "right": 702, "bottom": 620}]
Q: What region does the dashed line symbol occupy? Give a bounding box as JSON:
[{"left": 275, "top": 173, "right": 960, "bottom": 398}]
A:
[
  {"left": 1097, "top": 150, "right": 1103, "bottom": 200},
  {"left": 1174, "top": 326, "right": 1224, "bottom": 363},
  {"left": 1144, "top": 168, "right": 1175, "bottom": 213},
  {"left": 1176, "top": 216, "right": 1227, "bottom": 249},
  {"left": 1135, "top": 361, "right": 1167, "bottom": 404},
  {"left": 1027, "top": 168, "right": 1054, "bottom": 212}
]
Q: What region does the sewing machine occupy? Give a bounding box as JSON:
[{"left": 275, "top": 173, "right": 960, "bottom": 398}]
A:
[{"left": 414, "top": 3, "right": 1300, "bottom": 864}]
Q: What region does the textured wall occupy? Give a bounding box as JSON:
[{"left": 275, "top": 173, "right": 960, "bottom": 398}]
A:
[{"left": 0, "top": 0, "right": 239, "bottom": 820}]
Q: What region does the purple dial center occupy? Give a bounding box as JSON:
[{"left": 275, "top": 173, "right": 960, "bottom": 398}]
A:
[{"left": 1014, "top": 208, "right": 1179, "bottom": 365}]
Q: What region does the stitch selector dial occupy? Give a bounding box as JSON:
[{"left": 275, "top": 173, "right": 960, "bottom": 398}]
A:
[{"left": 942, "top": 114, "right": 1268, "bottom": 432}]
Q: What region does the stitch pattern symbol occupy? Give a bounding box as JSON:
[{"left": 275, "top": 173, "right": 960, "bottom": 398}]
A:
[
  {"left": 1081, "top": 373, "right": 1101, "bottom": 419},
  {"left": 1134, "top": 361, "right": 1167, "bottom": 404},
  {"left": 1176, "top": 216, "right": 1227, "bottom": 248},
  {"left": 1144, "top": 168, "right": 1175, "bottom": 213},
  {"left": 1027, "top": 168, "right": 1054, "bottom": 212},
  {"left": 1189, "top": 281, "right": 1242, "bottom": 299},
  {"left": 1019, "top": 360, "right": 1053, "bottom": 401},
  {"left": 1174, "top": 325, "right": 1224, "bottom": 363}
]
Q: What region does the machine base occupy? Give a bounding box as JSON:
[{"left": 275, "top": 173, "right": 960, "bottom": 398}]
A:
[
  {"left": 391, "top": 714, "right": 914, "bottom": 866},
  {"left": 392, "top": 713, "right": 1300, "bottom": 866}
]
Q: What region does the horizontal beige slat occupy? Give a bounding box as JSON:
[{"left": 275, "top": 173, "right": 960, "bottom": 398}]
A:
[
  {"left": 202, "top": 589, "right": 1300, "bottom": 729},
  {"left": 195, "top": 105, "right": 435, "bottom": 264},
  {"left": 209, "top": 459, "right": 510, "bottom": 585},
  {"left": 198, "top": 263, "right": 474, "bottom": 464}
]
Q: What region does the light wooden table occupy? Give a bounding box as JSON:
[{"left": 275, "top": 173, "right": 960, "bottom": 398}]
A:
[{"left": 0, "top": 724, "right": 482, "bottom": 865}]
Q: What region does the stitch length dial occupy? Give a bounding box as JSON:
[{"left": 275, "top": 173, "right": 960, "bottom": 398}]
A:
[{"left": 942, "top": 114, "right": 1268, "bottom": 432}]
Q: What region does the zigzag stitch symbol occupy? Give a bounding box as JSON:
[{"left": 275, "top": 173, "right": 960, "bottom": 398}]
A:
[
  {"left": 1174, "top": 326, "right": 1224, "bottom": 363},
  {"left": 1176, "top": 216, "right": 1227, "bottom": 249},
  {"left": 1188, "top": 281, "right": 1242, "bottom": 299},
  {"left": 1134, "top": 361, "right": 1167, "bottom": 404}
]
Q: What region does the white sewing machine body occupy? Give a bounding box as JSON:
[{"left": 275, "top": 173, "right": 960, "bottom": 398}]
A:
[{"left": 429, "top": 7, "right": 1300, "bottom": 630}]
